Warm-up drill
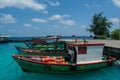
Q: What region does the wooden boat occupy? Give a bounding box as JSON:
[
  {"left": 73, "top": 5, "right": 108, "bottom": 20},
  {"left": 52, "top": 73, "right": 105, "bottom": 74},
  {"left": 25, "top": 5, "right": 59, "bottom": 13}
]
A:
[
  {"left": 13, "top": 39, "right": 116, "bottom": 73},
  {"left": 24, "top": 35, "right": 60, "bottom": 47},
  {"left": 16, "top": 41, "right": 67, "bottom": 51}
]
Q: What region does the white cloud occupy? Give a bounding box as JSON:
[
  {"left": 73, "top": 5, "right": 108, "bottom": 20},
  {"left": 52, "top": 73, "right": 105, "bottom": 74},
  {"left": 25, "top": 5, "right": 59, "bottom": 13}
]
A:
[
  {"left": 53, "top": 25, "right": 59, "bottom": 27},
  {"left": 24, "top": 24, "right": 32, "bottom": 27},
  {"left": 84, "top": 3, "right": 101, "bottom": 8},
  {"left": 62, "top": 14, "right": 70, "bottom": 18},
  {"left": 94, "top": 4, "right": 101, "bottom": 8},
  {"left": 49, "top": 1, "right": 60, "bottom": 6},
  {"left": 0, "top": 0, "right": 46, "bottom": 10},
  {"left": 42, "top": 11, "right": 48, "bottom": 14},
  {"left": 49, "top": 14, "right": 70, "bottom": 20},
  {"left": 59, "top": 20, "right": 75, "bottom": 26},
  {"left": 31, "top": 14, "right": 76, "bottom": 26},
  {"left": 109, "top": 17, "right": 120, "bottom": 23},
  {"left": 32, "top": 18, "right": 47, "bottom": 23},
  {"left": 81, "top": 25, "right": 86, "bottom": 28},
  {"left": 85, "top": 4, "right": 90, "bottom": 8},
  {"left": 0, "top": 14, "right": 16, "bottom": 24},
  {"left": 49, "top": 14, "right": 76, "bottom": 26},
  {"left": 112, "top": 0, "right": 120, "bottom": 7},
  {"left": 34, "top": 27, "right": 39, "bottom": 30},
  {"left": 49, "top": 14, "right": 62, "bottom": 20},
  {"left": 9, "top": 29, "right": 17, "bottom": 32}
]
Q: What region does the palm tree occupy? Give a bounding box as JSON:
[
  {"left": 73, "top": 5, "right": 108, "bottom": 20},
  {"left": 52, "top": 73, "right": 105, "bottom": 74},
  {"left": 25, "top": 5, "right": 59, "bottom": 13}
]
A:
[{"left": 87, "top": 12, "right": 112, "bottom": 39}]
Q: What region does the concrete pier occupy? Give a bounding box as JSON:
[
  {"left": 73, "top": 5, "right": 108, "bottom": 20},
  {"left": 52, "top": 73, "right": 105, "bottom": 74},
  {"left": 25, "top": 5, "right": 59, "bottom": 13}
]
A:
[{"left": 88, "top": 39, "right": 120, "bottom": 59}]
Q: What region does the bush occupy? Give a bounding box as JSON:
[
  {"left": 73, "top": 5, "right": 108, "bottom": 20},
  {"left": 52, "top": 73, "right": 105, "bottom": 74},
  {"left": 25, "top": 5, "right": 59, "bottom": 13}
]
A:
[
  {"left": 111, "top": 29, "right": 120, "bottom": 40},
  {"left": 101, "top": 34, "right": 107, "bottom": 39}
]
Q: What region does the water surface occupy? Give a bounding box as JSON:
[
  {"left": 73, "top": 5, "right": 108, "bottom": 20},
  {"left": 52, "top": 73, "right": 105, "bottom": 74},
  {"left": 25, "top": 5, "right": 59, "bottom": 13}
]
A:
[{"left": 0, "top": 42, "right": 120, "bottom": 80}]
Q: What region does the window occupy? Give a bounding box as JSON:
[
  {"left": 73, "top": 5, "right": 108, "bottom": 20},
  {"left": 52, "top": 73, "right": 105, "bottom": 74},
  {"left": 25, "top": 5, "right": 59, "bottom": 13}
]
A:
[{"left": 78, "top": 47, "right": 87, "bottom": 54}]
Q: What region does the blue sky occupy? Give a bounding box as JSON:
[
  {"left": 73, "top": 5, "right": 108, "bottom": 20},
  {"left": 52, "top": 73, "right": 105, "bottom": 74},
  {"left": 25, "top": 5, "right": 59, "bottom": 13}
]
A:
[{"left": 0, "top": 0, "right": 120, "bottom": 37}]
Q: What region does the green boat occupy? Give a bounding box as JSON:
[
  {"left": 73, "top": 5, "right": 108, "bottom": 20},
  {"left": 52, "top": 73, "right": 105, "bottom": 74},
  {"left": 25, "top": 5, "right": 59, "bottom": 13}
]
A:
[
  {"left": 19, "top": 49, "right": 68, "bottom": 56},
  {"left": 16, "top": 41, "right": 68, "bottom": 56},
  {"left": 16, "top": 41, "right": 67, "bottom": 51},
  {"left": 13, "top": 40, "right": 116, "bottom": 73},
  {"left": 15, "top": 45, "right": 55, "bottom": 51}
]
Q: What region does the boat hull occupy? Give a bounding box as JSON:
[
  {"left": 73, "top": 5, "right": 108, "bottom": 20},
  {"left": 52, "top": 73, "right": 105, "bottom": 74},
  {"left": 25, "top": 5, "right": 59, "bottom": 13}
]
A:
[
  {"left": 13, "top": 56, "right": 112, "bottom": 73},
  {"left": 20, "top": 51, "right": 67, "bottom": 56}
]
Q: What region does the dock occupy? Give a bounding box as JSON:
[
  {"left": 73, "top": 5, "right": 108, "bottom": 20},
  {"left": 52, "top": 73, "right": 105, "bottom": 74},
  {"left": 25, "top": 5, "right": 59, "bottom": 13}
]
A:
[
  {"left": 88, "top": 39, "right": 120, "bottom": 59},
  {"left": 88, "top": 40, "right": 120, "bottom": 48}
]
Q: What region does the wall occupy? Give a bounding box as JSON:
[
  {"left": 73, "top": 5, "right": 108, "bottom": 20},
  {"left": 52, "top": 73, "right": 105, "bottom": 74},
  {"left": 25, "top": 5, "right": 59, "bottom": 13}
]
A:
[
  {"left": 77, "top": 46, "right": 104, "bottom": 63},
  {"left": 103, "top": 46, "right": 120, "bottom": 59}
]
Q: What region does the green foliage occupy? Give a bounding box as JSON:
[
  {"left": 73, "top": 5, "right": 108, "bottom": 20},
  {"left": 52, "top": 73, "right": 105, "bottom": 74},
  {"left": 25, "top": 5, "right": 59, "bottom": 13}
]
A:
[
  {"left": 101, "top": 34, "right": 107, "bottom": 39},
  {"left": 111, "top": 29, "right": 120, "bottom": 40},
  {"left": 87, "top": 12, "right": 112, "bottom": 38}
]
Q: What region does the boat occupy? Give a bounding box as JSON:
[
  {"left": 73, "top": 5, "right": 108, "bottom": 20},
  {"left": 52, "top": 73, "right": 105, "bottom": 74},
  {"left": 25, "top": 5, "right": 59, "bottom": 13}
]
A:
[
  {"left": 0, "top": 35, "right": 8, "bottom": 43},
  {"left": 17, "top": 41, "right": 68, "bottom": 56},
  {"left": 13, "top": 39, "right": 116, "bottom": 73},
  {"left": 16, "top": 41, "right": 67, "bottom": 51},
  {"left": 19, "top": 49, "right": 68, "bottom": 56},
  {"left": 25, "top": 35, "right": 60, "bottom": 46},
  {"left": 15, "top": 36, "right": 67, "bottom": 52}
]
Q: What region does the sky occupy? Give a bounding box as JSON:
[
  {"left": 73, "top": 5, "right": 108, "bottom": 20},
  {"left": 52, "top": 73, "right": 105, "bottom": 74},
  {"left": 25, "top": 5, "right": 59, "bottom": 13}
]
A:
[{"left": 0, "top": 0, "right": 120, "bottom": 37}]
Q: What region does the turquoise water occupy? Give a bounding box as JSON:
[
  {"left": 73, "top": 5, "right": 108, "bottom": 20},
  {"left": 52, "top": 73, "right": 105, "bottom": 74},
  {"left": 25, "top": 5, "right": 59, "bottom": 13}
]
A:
[{"left": 0, "top": 42, "right": 120, "bottom": 80}]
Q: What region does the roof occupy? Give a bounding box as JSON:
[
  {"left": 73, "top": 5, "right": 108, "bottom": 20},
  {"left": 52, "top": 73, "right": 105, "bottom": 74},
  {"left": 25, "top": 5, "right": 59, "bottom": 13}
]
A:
[{"left": 67, "top": 42, "right": 105, "bottom": 47}]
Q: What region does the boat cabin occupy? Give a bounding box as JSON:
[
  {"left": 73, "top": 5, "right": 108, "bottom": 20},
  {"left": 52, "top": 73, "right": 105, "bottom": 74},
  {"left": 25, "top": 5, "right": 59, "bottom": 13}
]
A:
[{"left": 67, "top": 39, "right": 105, "bottom": 64}]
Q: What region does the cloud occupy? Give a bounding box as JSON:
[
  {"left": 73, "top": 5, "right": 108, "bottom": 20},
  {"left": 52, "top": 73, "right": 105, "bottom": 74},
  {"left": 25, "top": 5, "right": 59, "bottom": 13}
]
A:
[
  {"left": 9, "top": 29, "right": 17, "bottom": 32},
  {"left": 32, "top": 18, "right": 47, "bottom": 23},
  {"left": 49, "top": 14, "right": 75, "bottom": 26},
  {"left": 59, "top": 20, "right": 75, "bottom": 26},
  {"left": 42, "top": 10, "right": 48, "bottom": 14},
  {"left": 49, "top": 14, "right": 70, "bottom": 20},
  {"left": 49, "top": 14, "right": 62, "bottom": 20},
  {"left": 62, "top": 14, "right": 70, "bottom": 18},
  {"left": 85, "top": 4, "right": 101, "bottom": 8},
  {"left": 0, "top": 0, "right": 46, "bottom": 10},
  {"left": 85, "top": 4, "right": 90, "bottom": 8},
  {"left": 0, "top": 14, "right": 16, "bottom": 24},
  {"left": 31, "top": 14, "right": 75, "bottom": 26},
  {"left": 24, "top": 24, "right": 32, "bottom": 27},
  {"left": 109, "top": 17, "right": 120, "bottom": 23},
  {"left": 81, "top": 25, "right": 86, "bottom": 28},
  {"left": 48, "top": 1, "right": 60, "bottom": 6},
  {"left": 112, "top": 0, "right": 120, "bottom": 7},
  {"left": 53, "top": 25, "right": 59, "bottom": 27}
]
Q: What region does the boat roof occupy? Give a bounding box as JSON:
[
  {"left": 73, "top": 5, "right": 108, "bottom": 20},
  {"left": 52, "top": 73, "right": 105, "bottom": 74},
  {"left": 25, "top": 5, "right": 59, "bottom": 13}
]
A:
[{"left": 67, "top": 42, "right": 105, "bottom": 47}]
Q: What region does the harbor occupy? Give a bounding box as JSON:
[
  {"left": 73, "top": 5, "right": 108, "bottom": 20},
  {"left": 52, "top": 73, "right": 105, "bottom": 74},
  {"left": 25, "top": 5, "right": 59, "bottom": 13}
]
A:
[
  {"left": 0, "top": 38, "right": 120, "bottom": 80},
  {"left": 1, "top": 0, "right": 120, "bottom": 79}
]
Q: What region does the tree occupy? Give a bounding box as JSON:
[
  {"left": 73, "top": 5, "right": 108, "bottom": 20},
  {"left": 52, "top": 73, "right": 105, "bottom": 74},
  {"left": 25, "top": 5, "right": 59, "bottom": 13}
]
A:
[
  {"left": 87, "top": 12, "right": 113, "bottom": 39},
  {"left": 111, "top": 29, "right": 120, "bottom": 40}
]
